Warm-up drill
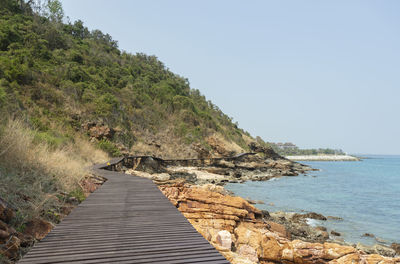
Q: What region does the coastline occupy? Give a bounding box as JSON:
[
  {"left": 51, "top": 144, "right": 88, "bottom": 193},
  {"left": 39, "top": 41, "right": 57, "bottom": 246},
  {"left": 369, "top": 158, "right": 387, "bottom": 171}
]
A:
[
  {"left": 122, "top": 155, "right": 400, "bottom": 263},
  {"left": 158, "top": 181, "right": 400, "bottom": 263},
  {"left": 286, "top": 154, "right": 360, "bottom": 161},
  {"left": 6, "top": 154, "right": 398, "bottom": 264}
]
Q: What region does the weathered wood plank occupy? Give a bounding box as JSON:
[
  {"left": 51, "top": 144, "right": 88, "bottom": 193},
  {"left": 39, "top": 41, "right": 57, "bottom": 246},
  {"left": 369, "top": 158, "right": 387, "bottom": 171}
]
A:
[{"left": 18, "top": 161, "right": 229, "bottom": 264}]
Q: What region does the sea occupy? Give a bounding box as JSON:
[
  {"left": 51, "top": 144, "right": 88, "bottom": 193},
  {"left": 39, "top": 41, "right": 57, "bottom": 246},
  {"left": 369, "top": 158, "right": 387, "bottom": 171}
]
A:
[{"left": 225, "top": 155, "right": 400, "bottom": 246}]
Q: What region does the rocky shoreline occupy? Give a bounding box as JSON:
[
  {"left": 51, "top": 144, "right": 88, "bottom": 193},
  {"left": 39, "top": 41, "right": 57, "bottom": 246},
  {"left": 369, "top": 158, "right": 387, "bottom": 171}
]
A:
[
  {"left": 158, "top": 182, "right": 399, "bottom": 264},
  {"left": 122, "top": 152, "right": 399, "bottom": 263}
]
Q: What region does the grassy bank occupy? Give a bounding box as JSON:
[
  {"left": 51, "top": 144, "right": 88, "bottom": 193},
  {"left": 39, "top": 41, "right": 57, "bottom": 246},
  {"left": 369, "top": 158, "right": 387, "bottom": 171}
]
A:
[{"left": 0, "top": 118, "right": 108, "bottom": 231}]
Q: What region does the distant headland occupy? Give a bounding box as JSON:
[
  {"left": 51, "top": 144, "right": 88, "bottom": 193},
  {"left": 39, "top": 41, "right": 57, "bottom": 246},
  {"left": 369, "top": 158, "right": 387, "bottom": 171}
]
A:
[{"left": 286, "top": 154, "right": 360, "bottom": 161}]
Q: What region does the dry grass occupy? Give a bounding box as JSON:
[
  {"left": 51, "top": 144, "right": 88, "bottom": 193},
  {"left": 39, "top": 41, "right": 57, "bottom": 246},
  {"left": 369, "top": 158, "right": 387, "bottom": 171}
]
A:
[
  {"left": 207, "top": 133, "right": 245, "bottom": 155},
  {"left": 0, "top": 119, "right": 109, "bottom": 225}
]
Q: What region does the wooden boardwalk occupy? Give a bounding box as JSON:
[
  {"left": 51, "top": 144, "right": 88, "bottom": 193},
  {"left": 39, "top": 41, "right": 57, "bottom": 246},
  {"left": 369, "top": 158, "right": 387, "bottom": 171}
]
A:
[{"left": 19, "top": 159, "right": 229, "bottom": 264}]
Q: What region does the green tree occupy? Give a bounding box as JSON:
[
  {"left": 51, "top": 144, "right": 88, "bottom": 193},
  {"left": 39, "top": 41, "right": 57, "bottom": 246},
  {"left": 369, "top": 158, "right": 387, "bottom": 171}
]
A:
[{"left": 46, "top": 0, "right": 63, "bottom": 22}]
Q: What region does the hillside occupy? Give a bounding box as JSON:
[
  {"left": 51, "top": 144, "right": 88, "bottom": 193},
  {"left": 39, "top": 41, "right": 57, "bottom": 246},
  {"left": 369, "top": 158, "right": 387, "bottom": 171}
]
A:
[{"left": 0, "top": 0, "right": 259, "bottom": 160}]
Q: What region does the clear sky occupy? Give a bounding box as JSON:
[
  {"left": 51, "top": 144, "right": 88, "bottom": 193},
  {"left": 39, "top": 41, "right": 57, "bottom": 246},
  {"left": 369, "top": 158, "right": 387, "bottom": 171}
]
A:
[{"left": 59, "top": 0, "right": 400, "bottom": 155}]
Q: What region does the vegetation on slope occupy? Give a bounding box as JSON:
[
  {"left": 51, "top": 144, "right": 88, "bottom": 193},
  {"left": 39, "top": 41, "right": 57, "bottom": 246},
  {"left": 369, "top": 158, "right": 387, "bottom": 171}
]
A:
[
  {"left": 0, "top": 0, "right": 250, "bottom": 160},
  {"left": 0, "top": 119, "right": 108, "bottom": 229}
]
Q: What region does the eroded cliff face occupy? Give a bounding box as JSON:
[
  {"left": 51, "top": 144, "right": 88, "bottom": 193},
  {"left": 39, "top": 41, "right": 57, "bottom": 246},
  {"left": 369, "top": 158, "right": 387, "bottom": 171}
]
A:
[{"left": 159, "top": 183, "right": 400, "bottom": 264}]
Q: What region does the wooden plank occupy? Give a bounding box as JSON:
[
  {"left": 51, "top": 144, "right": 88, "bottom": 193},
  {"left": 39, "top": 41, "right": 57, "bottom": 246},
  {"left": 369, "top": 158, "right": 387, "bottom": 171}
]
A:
[{"left": 18, "top": 161, "right": 229, "bottom": 264}]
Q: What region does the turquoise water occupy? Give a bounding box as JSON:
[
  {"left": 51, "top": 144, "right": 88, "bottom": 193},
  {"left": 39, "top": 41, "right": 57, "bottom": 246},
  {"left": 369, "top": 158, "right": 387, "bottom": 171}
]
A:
[{"left": 226, "top": 155, "right": 400, "bottom": 245}]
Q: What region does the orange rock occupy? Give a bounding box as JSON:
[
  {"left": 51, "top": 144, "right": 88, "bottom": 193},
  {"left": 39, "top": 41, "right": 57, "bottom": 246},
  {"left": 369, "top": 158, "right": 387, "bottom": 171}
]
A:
[
  {"left": 261, "top": 236, "right": 282, "bottom": 261},
  {"left": 160, "top": 184, "right": 400, "bottom": 264},
  {"left": 183, "top": 212, "right": 239, "bottom": 221},
  {"left": 292, "top": 240, "right": 324, "bottom": 264},
  {"left": 235, "top": 222, "right": 266, "bottom": 257},
  {"left": 266, "top": 221, "right": 290, "bottom": 239},
  {"left": 323, "top": 242, "right": 357, "bottom": 260},
  {"left": 188, "top": 218, "right": 237, "bottom": 233},
  {"left": 329, "top": 253, "right": 360, "bottom": 264},
  {"left": 238, "top": 244, "right": 259, "bottom": 262},
  {"left": 362, "top": 254, "right": 399, "bottom": 264},
  {"left": 179, "top": 200, "right": 249, "bottom": 217},
  {"left": 24, "top": 218, "right": 54, "bottom": 240},
  {"left": 182, "top": 187, "right": 261, "bottom": 213}
]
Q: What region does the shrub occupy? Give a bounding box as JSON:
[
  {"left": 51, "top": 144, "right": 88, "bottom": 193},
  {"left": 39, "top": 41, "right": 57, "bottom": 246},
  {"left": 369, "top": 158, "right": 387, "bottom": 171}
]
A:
[{"left": 97, "top": 139, "right": 121, "bottom": 157}]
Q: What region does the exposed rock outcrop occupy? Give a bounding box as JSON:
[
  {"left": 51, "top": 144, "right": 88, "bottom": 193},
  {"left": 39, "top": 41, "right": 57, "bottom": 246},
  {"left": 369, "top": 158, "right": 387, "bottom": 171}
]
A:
[
  {"left": 82, "top": 122, "right": 115, "bottom": 140},
  {"left": 159, "top": 183, "right": 400, "bottom": 264}
]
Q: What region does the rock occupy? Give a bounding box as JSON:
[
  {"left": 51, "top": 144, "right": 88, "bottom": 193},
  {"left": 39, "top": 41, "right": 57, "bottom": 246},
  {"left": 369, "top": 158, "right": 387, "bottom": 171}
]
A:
[
  {"left": 218, "top": 160, "right": 236, "bottom": 169},
  {"left": 292, "top": 212, "right": 327, "bottom": 223},
  {"left": 24, "top": 218, "right": 54, "bottom": 240},
  {"left": 315, "top": 226, "right": 327, "bottom": 232},
  {"left": 67, "top": 196, "right": 79, "bottom": 204},
  {"left": 327, "top": 216, "right": 344, "bottom": 220},
  {"left": 203, "top": 167, "right": 230, "bottom": 176},
  {"left": 363, "top": 254, "right": 398, "bottom": 264},
  {"left": 159, "top": 182, "right": 400, "bottom": 264},
  {"left": 304, "top": 212, "right": 327, "bottom": 221},
  {"left": 221, "top": 251, "right": 258, "bottom": 264},
  {"left": 160, "top": 185, "right": 261, "bottom": 219},
  {"left": 199, "top": 184, "right": 229, "bottom": 195},
  {"left": 87, "top": 124, "right": 115, "bottom": 140},
  {"left": 362, "top": 233, "right": 375, "bottom": 238},
  {"left": 316, "top": 230, "right": 330, "bottom": 240},
  {"left": 0, "top": 235, "right": 21, "bottom": 260},
  {"left": 0, "top": 229, "right": 10, "bottom": 239},
  {"left": 375, "top": 237, "right": 388, "bottom": 244},
  {"left": 330, "top": 253, "right": 361, "bottom": 264},
  {"left": 248, "top": 142, "right": 281, "bottom": 159},
  {"left": 80, "top": 177, "right": 102, "bottom": 193},
  {"left": 331, "top": 230, "right": 341, "bottom": 236},
  {"left": 246, "top": 198, "right": 256, "bottom": 204},
  {"left": 0, "top": 220, "right": 8, "bottom": 231},
  {"left": 266, "top": 221, "right": 290, "bottom": 239},
  {"left": 0, "top": 198, "right": 15, "bottom": 224},
  {"left": 391, "top": 242, "right": 400, "bottom": 255},
  {"left": 237, "top": 244, "right": 259, "bottom": 262},
  {"left": 373, "top": 244, "right": 397, "bottom": 257},
  {"left": 152, "top": 173, "right": 170, "bottom": 181},
  {"left": 323, "top": 242, "right": 357, "bottom": 260},
  {"left": 356, "top": 243, "right": 376, "bottom": 254},
  {"left": 216, "top": 230, "right": 232, "bottom": 249},
  {"left": 207, "top": 136, "right": 232, "bottom": 156}
]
